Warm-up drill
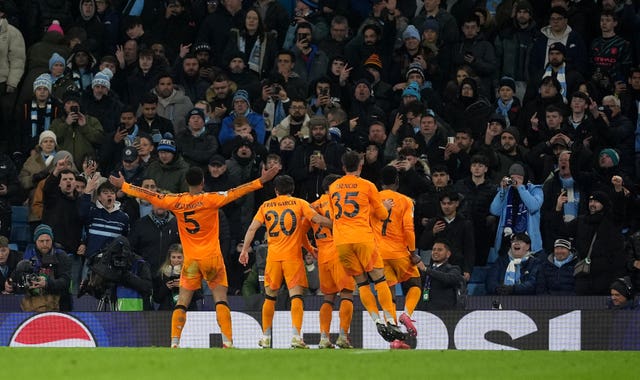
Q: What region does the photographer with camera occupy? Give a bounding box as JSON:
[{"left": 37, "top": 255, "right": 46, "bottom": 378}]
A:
[
  {"left": 489, "top": 163, "right": 543, "bottom": 262},
  {"left": 82, "top": 235, "right": 152, "bottom": 311},
  {"left": 5, "top": 225, "right": 71, "bottom": 312},
  {"left": 50, "top": 91, "right": 105, "bottom": 169},
  {"left": 1, "top": 236, "right": 22, "bottom": 294}
]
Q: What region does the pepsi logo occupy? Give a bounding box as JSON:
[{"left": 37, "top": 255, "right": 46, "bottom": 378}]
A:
[{"left": 9, "top": 313, "right": 96, "bottom": 347}]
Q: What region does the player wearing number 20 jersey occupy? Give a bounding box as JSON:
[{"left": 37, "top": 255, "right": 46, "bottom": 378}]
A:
[{"left": 240, "top": 175, "right": 332, "bottom": 348}]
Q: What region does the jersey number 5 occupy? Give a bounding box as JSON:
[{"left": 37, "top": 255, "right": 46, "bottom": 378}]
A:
[{"left": 183, "top": 211, "right": 201, "bottom": 234}]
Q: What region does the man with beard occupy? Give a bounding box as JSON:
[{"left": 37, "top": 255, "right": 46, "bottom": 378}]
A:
[
  {"left": 553, "top": 191, "right": 626, "bottom": 295},
  {"left": 137, "top": 93, "right": 174, "bottom": 141},
  {"left": 42, "top": 162, "right": 83, "bottom": 294},
  {"left": 81, "top": 68, "right": 122, "bottom": 135},
  {"left": 485, "top": 127, "right": 532, "bottom": 183},
  {"left": 206, "top": 74, "right": 235, "bottom": 127},
  {"left": 270, "top": 98, "right": 310, "bottom": 146},
  {"left": 173, "top": 54, "right": 209, "bottom": 104},
  {"left": 288, "top": 115, "right": 345, "bottom": 202},
  {"left": 226, "top": 56, "right": 260, "bottom": 100},
  {"left": 347, "top": 79, "right": 386, "bottom": 151},
  {"left": 345, "top": 21, "right": 396, "bottom": 81},
  {"left": 149, "top": 74, "right": 193, "bottom": 136},
  {"left": 525, "top": 42, "right": 585, "bottom": 104}
]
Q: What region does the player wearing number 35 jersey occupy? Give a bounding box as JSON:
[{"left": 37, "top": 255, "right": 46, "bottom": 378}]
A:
[
  {"left": 110, "top": 165, "right": 280, "bottom": 349},
  {"left": 240, "top": 175, "right": 332, "bottom": 349}
]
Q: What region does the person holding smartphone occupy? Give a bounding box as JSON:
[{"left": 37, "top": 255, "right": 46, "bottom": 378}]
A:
[
  {"left": 291, "top": 22, "right": 329, "bottom": 83},
  {"left": 50, "top": 92, "right": 105, "bottom": 169}
]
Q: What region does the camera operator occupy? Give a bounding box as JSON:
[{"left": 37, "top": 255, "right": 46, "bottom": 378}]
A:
[
  {"left": 84, "top": 235, "right": 152, "bottom": 311},
  {"left": 488, "top": 163, "right": 543, "bottom": 262},
  {"left": 5, "top": 225, "right": 71, "bottom": 312},
  {"left": 1, "top": 236, "right": 23, "bottom": 294}
]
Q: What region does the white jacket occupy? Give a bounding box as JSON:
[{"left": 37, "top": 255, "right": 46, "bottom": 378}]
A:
[{"left": 0, "top": 18, "right": 26, "bottom": 88}]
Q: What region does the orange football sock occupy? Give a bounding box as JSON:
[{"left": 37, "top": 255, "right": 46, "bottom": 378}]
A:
[
  {"left": 358, "top": 283, "right": 380, "bottom": 321},
  {"left": 319, "top": 302, "right": 333, "bottom": 335},
  {"left": 262, "top": 298, "right": 276, "bottom": 334},
  {"left": 339, "top": 299, "right": 353, "bottom": 335},
  {"left": 215, "top": 302, "right": 232, "bottom": 344},
  {"left": 374, "top": 281, "right": 397, "bottom": 323},
  {"left": 171, "top": 307, "right": 187, "bottom": 339},
  {"left": 404, "top": 286, "right": 422, "bottom": 316},
  {"left": 291, "top": 296, "right": 304, "bottom": 336}
]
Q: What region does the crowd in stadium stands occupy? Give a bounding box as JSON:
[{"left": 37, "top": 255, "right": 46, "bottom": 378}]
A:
[{"left": 2, "top": 0, "right": 640, "bottom": 313}]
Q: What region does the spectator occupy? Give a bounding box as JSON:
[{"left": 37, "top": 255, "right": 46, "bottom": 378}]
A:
[
  {"left": 553, "top": 191, "right": 627, "bottom": 295},
  {"left": 493, "top": 77, "right": 521, "bottom": 129},
  {"left": 71, "top": 0, "right": 105, "bottom": 57},
  {"left": 589, "top": 10, "right": 631, "bottom": 98},
  {"left": 78, "top": 176, "right": 129, "bottom": 268},
  {"left": 197, "top": 0, "right": 245, "bottom": 67},
  {"left": 0, "top": 151, "right": 22, "bottom": 236},
  {"left": 1, "top": 235, "right": 22, "bottom": 294},
  {"left": 145, "top": 133, "right": 189, "bottom": 193},
  {"left": 82, "top": 68, "right": 122, "bottom": 135},
  {"left": 304, "top": 250, "right": 320, "bottom": 295},
  {"left": 530, "top": 7, "right": 588, "bottom": 78},
  {"left": 486, "top": 232, "right": 541, "bottom": 295},
  {"left": 42, "top": 163, "right": 83, "bottom": 294},
  {"left": 608, "top": 276, "right": 636, "bottom": 310},
  {"left": 591, "top": 95, "right": 635, "bottom": 178},
  {"left": 413, "top": 0, "right": 459, "bottom": 46},
  {"left": 283, "top": 0, "right": 329, "bottom": 52},
  {"left": 153, "top": 243, "right": 200, "bottom": 310},
  {"left": 494, "top": 1, "right": 537, "bottom": 100},
  {"left": 290, "top": 20, "right": 329, "bottom": 84},
  {"left": 5, "top": 224, "right": 72, "bottom": 311},
  {"left": 418, "top": 238, "right": 465, "bottom": 311},
  {"left": 111, "top": 146, "right": 147, "bottom": 222},
  {"left": 419, "top": 191, "right": 475, "bottom": 281},
  {"left": 270, "top": 98, "right": 310, "bottom": 146},
  {"left": 19, "top": 130, "right": 57, "bottom": 197},
  {"left": 390, "top": 147, "right": 431, "bottom": 200},
  {"left": 148, "top": 73, "right": 193, "bottom": 136},
  {"left": 288, "top": 115, "right": 345, "bottom": 202},
  {"left": 226, "top": 139, "right": 263, "bottom": 232},
  {"left": 172, "top": 53, "right": 209, "bottom": 104},
  {"left": 152, "top": 0, "right": 197, "bottom": 63},
  {"left": 308, "top": 77, "right": 341, "bottom": 117},
  {"left": 19, "top": 73, "right": 62, "bottom": 154},
  {"left": 95, "top": 0, "right": 120, "bottom": 54},
  {"left": 453, "top": 154, "right": 497, "bottom": 266},
  {"left": 204, "top": 154, "right": 243, "bottom": 241},
  {"left": 489, "top": 163, "right": 543, "bottom": 259},
  {"left": 176, "top": 108, "right": 219, "bottom": 170},
  {"left": 136, "top": 93, "right": 173, "bottom": 141},
  {"left": 50, "top": 91, "right": 105, "bottom": 169},
  {"left": 127, "top": 49, "right": 165, "bottom": 110},
  {"left": 0, "top": 5, "right": 25, "bottom": 151},
  {"left": 442, "top": 77, "right": 492, "bottom": 140},
  {"left": 318, "top": 14, "right": 351, "bottom": 58},
  {"left": 627, "top": 230, "right": 640, "bottom": 294},
  {"left": 219, "top": 89, "right": 266, "bottom": 146},
  {"left": 415, "top": 109, "right": 449, "bottom": 167},
  {"left": 65, "top": 44, "right": 97, "bottom": 91},
  {"left": 223, "top": 8, "right": 278, "bottom": 80},
  {"left": 451, "top": 15, "right": 497, "bottom": 98},
  {"left": 129, "top": 196, "right": 179, "bottom": 277},
  {"left": 537, "top": 238, "right": 577, "bottom": 295},
  {"left": 525, "top": 43, "right": 585, "bottom": 105},
  {"left": 99, "top": 106, "right": 139, "bottom": 174}
]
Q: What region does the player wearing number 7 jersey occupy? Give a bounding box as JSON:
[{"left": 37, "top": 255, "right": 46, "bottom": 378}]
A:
[
  {"left": 328, "top": 151, "right": 405, "bottom": 342},
  {"left": 109, "top": 164, "right": 280, "bottom": 349},
  {"left": 240, "top": 175, "right": 332, "bottom": 349}
]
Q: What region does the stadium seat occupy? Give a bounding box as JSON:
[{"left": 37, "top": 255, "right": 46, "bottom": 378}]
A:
[
  {"left": 9, "top": 206, "right": 31, "bottom": 251},
  {"left": 467, "top": 283, "right": 486, "bottom": 296}
]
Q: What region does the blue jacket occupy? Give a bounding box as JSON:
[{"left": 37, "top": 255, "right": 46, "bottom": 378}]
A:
[
  {"left": 219, "top": 111, "right": 266, "bottom": 146},
  {"left": 536, "top": 254, "right": 577, "bottom": 295},
  {"left": 78, "top": 194, "right": 130, "bottom": 258},
  {"left": 486, "top": 254, "right": 541, "bottom": 295},
  {"left": 490, "top": 183, "right": 544, "bottom": 254}
]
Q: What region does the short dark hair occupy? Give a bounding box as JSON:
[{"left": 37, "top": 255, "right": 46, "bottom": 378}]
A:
[
  {"left": 439, "top": 191, "right": 460, "bottom": 202},
  {"left": 138, "top": 48, "right": 154, "bottom": 58},
  {"left": 431, "top": 164, "right": 449, "bottom": 175},
  {"left": 277, "top": 50, "right": 295, "bottom": 63},
  {"left": 341, "top": 150, "right": 362, "bottom": 172},
  {"left": 322, "top": 174, "right": 341, "bottom": 192},
  {"left": 433, "top": 237, "right": 452, "bottom": 251},
  {"left": 140, "top": 92, "right": 158, "bottom": 105},
  {"left": 98, "top": 181, "right": 117, "bottom": 194},
  {"left": 74, "top": 174, "right": 87, "bottom": 184},
  {"left": 380, "top": 165, "right": 398, "bottom": 186},
  {"left": 274, "top": 175, "right": 295, "bottom": 195},
  {"left": 156, "top": 72, "right": 173, "bottom": 84},
  {"left": 185, "top": 167, "right": 204, "bottom": 186},
  {"left": 59, "top": 169, "right": 75, "bottom": 177},
  {"left": 545, "top": 104, "right": 564, "bottom": 116},
  {"left": 121, "top": 105, "right": 136, "bottom": 115}
]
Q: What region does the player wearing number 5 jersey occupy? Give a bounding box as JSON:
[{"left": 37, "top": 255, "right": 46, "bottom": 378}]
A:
[
  {"left": 109, "top": 165, "right": 280, "bottom": 349},
  {"left": 328, "top": 151, "right": 405, "bottom": 342},
  {"left": 372, "top": 166, "right": 422, "bottom": 346},
  {"left": 240, "top": 175, "right": 332, "bottom": 349}
]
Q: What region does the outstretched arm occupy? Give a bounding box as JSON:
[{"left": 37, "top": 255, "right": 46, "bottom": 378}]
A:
[{"left": 239, "top": 219, "right": 263, "bottom": 266}]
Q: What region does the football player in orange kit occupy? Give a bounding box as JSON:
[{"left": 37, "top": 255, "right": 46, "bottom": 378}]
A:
[
  {"left": 110, "top": 164, "right": 280, "bottom": 348},
  {"left": 240, "top": 175, "right": 332, "bottom": 348}
]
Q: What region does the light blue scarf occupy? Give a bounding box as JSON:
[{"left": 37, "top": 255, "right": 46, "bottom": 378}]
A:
[{"left": 503, "top": 251, "right": 532, "bottom": 285}]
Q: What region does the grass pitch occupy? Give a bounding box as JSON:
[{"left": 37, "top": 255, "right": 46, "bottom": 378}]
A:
[{"left": 0, "top": 348, "right": 637, "bottom": 379}]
